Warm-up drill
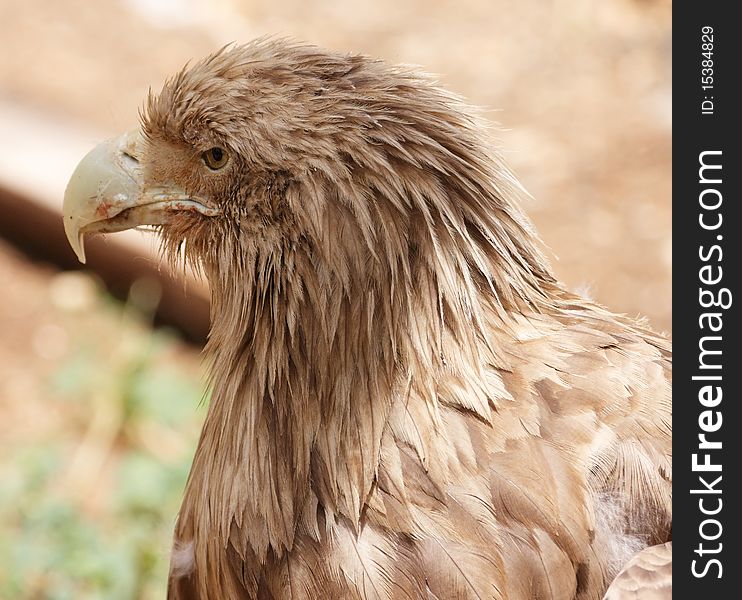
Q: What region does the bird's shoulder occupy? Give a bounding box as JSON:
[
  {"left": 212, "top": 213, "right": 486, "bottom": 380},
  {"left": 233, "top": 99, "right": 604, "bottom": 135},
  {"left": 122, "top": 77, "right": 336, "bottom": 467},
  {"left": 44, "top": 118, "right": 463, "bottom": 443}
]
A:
[{"left": 362, "top": 303, "right": 672, "bottom": 599}]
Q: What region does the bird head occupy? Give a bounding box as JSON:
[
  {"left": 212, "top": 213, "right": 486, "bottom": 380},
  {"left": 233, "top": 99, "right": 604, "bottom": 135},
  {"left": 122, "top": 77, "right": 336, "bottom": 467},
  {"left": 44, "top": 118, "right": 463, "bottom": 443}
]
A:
[
  {"left": 65, "top": 40, "right": 351, "bottom": 269},
  {"left": 64, "top": 39, "right": 555, "bottom": 340}
]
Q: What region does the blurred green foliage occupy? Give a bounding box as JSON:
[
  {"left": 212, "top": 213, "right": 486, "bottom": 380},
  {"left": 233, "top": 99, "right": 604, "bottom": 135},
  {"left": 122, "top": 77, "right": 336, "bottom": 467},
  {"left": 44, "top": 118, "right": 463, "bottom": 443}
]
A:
[{"left": 0, "top": 292, "right": 206, "bottom": 599}]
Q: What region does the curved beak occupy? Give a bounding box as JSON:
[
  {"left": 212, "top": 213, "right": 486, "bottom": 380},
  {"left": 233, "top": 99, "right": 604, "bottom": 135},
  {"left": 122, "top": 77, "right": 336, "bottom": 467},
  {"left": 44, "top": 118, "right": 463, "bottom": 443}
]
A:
[{"left": 62, "top": 129, "right": 220, "bottom": 263}]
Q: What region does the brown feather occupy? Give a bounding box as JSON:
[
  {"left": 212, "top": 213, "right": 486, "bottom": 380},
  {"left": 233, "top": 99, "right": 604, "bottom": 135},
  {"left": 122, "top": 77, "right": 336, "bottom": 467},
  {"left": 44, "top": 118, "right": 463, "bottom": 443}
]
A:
[
  {"left": 129, "top": 38, "right": 672, "bottom": 599},
  {"left": 603, "top": 542, "right": 672, "bottom": 600}
]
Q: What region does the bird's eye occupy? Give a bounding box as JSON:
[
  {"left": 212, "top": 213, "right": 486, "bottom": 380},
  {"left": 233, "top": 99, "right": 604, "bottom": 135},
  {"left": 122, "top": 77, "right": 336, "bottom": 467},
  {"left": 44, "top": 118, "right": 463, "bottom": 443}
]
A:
[{"left": 202, "top": 147, "right": 228, "bottom": 170}]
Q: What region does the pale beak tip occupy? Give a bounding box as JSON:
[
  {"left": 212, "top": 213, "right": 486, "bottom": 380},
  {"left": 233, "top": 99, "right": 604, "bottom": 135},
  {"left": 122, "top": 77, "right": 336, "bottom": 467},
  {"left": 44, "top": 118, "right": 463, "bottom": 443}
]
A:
[
  {"left": 62, "top": 215, "right": 87, "bottom": 264},
  {"left": 72, "top": 236, "right": 87, "bottom": 265}
]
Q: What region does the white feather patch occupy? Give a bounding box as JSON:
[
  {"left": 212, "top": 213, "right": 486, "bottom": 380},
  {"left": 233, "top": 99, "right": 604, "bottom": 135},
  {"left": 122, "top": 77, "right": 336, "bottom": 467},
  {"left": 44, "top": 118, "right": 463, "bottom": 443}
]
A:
[
  {"left": 594, "top": 493, "right": 646, "bottom": 579},
  {"left": 170, "top": 538, "right": 195, "bottom": 578}
]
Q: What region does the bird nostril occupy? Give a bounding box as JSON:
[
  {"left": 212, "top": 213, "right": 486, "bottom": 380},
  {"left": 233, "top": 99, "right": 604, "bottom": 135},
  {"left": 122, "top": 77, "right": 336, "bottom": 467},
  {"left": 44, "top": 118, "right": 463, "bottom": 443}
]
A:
[{"left": 121, "top": 150, "right": 139, "bottom": 166}]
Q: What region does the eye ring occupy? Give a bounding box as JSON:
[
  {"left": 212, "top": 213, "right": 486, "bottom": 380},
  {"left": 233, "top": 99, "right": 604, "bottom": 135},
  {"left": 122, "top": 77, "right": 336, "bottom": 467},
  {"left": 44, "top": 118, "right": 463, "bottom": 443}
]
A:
[{"left": 202, "top": 147, "right": 229, "bottom": 170}]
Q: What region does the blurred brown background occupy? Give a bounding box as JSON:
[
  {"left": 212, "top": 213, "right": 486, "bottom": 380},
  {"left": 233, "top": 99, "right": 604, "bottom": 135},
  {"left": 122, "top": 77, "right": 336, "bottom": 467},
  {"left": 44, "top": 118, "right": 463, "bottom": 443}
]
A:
[{"left": 0, "top": 0, "right": 670, "bottom": 597}]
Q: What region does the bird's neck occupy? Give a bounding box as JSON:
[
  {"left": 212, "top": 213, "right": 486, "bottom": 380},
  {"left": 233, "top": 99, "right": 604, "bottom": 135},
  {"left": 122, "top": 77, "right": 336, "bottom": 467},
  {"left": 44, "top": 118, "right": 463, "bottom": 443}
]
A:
[
  {"left": 180, "top": 265, "right": 404, "bottom": 561},
  {"left": 178, "top": 198, "right": 559, "bottom": 563}
]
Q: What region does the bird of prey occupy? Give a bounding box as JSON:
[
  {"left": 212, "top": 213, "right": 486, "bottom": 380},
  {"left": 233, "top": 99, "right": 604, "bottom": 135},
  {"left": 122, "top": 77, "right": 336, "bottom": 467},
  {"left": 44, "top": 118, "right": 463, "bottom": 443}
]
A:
[{"left": 63, "top": 39, "right": 671, "bottom": 600}]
